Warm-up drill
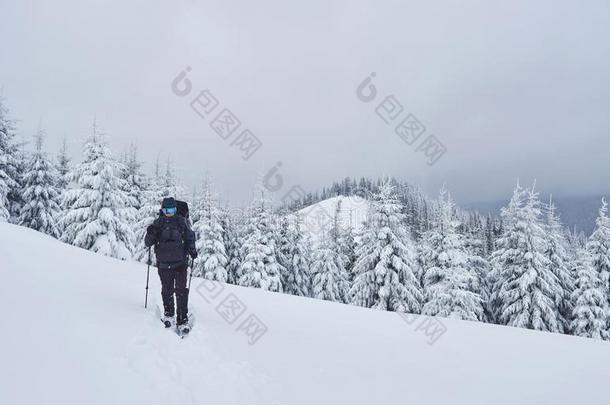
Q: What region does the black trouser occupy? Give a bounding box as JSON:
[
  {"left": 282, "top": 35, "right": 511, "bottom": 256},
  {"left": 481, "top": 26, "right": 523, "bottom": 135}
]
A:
[{"left": 158, "top": 265, "right": 189, "bottom": 324}]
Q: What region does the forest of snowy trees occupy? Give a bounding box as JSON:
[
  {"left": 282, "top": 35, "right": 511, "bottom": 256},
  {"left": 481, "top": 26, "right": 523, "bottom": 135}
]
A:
[{"left": 1, "top": 96, "right": 610, "bottom": 341}]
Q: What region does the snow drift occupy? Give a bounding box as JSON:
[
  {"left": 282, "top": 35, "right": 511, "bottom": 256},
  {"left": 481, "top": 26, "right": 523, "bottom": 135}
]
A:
[{"left": 0, "top": 222, "right": 609, "bottom": 405}]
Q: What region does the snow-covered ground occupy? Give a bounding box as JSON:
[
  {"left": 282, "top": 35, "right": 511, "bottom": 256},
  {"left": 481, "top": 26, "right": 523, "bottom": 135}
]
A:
[{"left": 1, "top": 222, "right": 610, "bottom": 405}]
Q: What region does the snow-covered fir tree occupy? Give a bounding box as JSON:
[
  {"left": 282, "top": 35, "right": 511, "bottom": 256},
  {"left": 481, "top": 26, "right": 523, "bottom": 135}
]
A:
[
  {"left": 586, "top": 198, "right": 610, "bottom": 306},
  {"left": 341, "top": 224, "right": 357, "bottom": 280},
  {"left": 456, "top": 209, "right": 493, "bottom": 322},
  {"left": 116, "top": 145, "right": 143, "bottom": 253},
  {"left": 121, "top": 144, "right": 145, "bottom": 214},
  {"left": 474, "top": 258, "right": 494, "bottom": 323},
  {"left": 132, "top": 175, "right": 162, "bottom": 262},
  {"left": 276, "top": 210, "right": 291, "bottom": 280},
  {"left": 279, "top": 213, "right": 311, "bottom": 297},
  {"left": 349, "top": 180, "right": 422, "bottom": 313},
  {"left": 190, "top": 183, "right": 201, "bottom": 225},
  {"left": 237, "top": 185, "right": 283, "bottom": 292},
  {"left": 18, "top": 128, "right": 61, "bottom": 237},
  {"left": 543, "top": 197, "right": 575, "bottom": 333},
  {"left": 487, "top": 188, "right": 524, "bottom": 324},
  {"left": 567, "top": 226, "right": 588, "bottom": 252},
  {"left": 310, "top": 241, "right": 349, "bottom": 302},
  {"left": 484, "top": 214, "right": 496, "bottom": 256},
  {"left": 490, "top": 184, "right": 562, "bottom": 332},
  {"left": 570, "top": 248, "right": 609, "bottom": 340},
  {"left": 132, "top": 157, "right": 166, "bottom": 262},
  {"left": 56, "top": 138, "right": 71, "bottom": 191},
  {"left": 159, "top": 157, "right": 185, "bottom": 200},
  {"left": 9, "top": 140, "right": 29, "bottom": 221},
  {"left": 224, "top": 206, "right": 245, "bottom": 284},
  {"left": 461, "top": 212, "right": 487, "bottom": 257},
  {"left": 0, "top": 97, "right": 20, "bottom": 222},
  {"left": 420, "top": 188, "right": 484, "bottom": 321},
  {"left": 332, "top": 199, "right": 357, "bottom": 281},
  {"left": 60, "top": 125, "right": 135, "bottom": 259},
  {"left": 414, "top": 237, "right": 430, "bottom": 293},
  {"left": 310, "top": 204, "right": 350, "bottom": 303},
  {"left": 192, "top": 178, "right": 228, "bottom": 282}
]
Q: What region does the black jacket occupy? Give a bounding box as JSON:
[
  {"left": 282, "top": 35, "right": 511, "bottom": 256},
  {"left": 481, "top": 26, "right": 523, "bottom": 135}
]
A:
[{"left": 145, "top": 214, "right": 197, "bottom": 269}]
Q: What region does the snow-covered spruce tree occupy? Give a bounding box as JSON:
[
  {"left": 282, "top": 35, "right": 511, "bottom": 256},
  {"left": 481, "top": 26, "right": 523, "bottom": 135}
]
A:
[
  {"left": 349, "top": 180, "right": 422, "bottom": 313},
  {"left": 332, "top": 198, "right": 357, "bottom": 281},
  {"left": 54, "top": 139, "right": 72, "bottom": 234},
  {"left": 415, "top": 237, "right": 431, "bottom": 291},
  {"left": 460, "top": 212, "right": 493, "bottom": 322},
  {"left": 484, "top": 214, "right": 496, "bottom": 256},
  {"left": 490, "top": 184, "right": 562, "bottom": 332},
  {"left": 310, "top": 203, "right": 350, "bottom": 303},
  {"left": 567, "top": 227, "right": 587, "bottom": 252},
  {"left": 190, "top": 183, "right": 201, "bottom": 225},
  {"left": 132, "top": 174, "right": 161, "bottom": 262},
  {"left": 570, "top": 248, "right": 609, "bottom": 340},
  {"left": 310, "top": 239, "right": 349, "bottom": 303},
  {"left": 310, "top": 199, "right": 351, "bottom": 303},
  {"left": 9, "top": 141, "right": 29, "bottom": 221},
  {"left": 0, "top": 97, "right": 20, "bottom": 222},
  {"left": 310, "top": 197, "right": 355, "bottom": 303},
  {"left": 463, "top": 212, "right": 487, "bottom": 257},
  {"left": 18, "top": 128, "right": 61, "bottom": 237},
  {"left": 159, "top": 157, "right": 185, "bottom": 200},
  {"left": 486, "top": 188, "right": 524, "bottom": 324},
  {"left": 224, "top": 207, "right": 245, "bottom": 285},
  {"left": 121, "top": 144, "right": 145, "bottom": 214},
  {"left": 192, "top": 178, "right": 228, "bottom": 281},
  {"left": 132, "top": 157, "right": 168, "bottom": 262},
  {"left": 56, "top": 139, "right": 71, "bottom": 191},
  {"left": 60, "top": 127, "right": 135, "bottom": 259},
  {"left": 237, "top": 186, "right": 283, "bottom": 292},
  {"left": 586, "top": 198, "right": 610, "bottom": 305},
  {"left": 279, "top": 213, "right": 311, "bottom": 297},
  {"left": 341, "top": 223, "right": 357, "bottom": 281},
  {"left": 544, "top": 198, "right": 575, "bottom": 333},
  {"left": 420, "top": 188, "right": 484, "bottom": 321},
  {"left": 116, "top": 145, "right": 143, "bottom": 254},
  {"left": 474, "top": 256, "right": 493, "bottom": 323},
  {"left": 276, "top": 211, "right": 291, "bottom": 280}
]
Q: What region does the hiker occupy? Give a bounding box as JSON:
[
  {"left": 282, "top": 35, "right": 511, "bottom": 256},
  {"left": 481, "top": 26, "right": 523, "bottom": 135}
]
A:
[{"left": 145, "top": 197, "right": 197, "bottom": 332}]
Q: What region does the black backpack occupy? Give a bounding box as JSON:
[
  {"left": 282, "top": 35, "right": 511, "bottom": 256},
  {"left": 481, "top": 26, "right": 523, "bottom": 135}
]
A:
[
  {"left": 175, "top": 200, "right": 192, "bottom": 228},
  {"left": 155, "top": 216, "right": 188, "bottom": 264},
  {"left": 176, "top": 200, "right": 189, "bottom": 219}
]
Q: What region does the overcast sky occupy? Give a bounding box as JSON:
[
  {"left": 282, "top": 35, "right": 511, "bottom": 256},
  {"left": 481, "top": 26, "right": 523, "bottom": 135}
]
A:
[{"left": 1, "top": 0, "right": 609, "bottom": 205}]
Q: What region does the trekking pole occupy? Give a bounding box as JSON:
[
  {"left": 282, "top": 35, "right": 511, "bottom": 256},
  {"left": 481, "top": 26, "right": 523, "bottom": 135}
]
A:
[
  {"left": 144, "top": 247, "right": 151, "bottom": 309},
  {"left": 188, "top": 256, "right": 195, "bottom": 290}
]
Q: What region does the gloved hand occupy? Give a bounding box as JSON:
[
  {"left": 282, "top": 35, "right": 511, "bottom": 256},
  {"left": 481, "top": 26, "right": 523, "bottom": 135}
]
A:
[{"left": 189, "top": 250, "right": 198, "bottom": 259}]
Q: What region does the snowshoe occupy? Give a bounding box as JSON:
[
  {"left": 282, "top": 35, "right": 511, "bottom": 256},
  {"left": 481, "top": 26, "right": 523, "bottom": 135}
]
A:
[
  {"left": 161, "top": 316, "right": 173, "bottom": 328},
  {"left": 176, "top": 316, "right": 191, "bottom": 338}
]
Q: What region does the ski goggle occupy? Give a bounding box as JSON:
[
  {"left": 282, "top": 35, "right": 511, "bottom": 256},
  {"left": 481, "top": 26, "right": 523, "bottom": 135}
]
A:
[{"left": 162, "top": 207, "right": 177, "bottom": 216}]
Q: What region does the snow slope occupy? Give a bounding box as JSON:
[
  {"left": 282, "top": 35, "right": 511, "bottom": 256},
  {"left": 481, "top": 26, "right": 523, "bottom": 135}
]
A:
[
  {"left": 299, "top": 195, "right": 369, "bottom": 244},
  {"left": 1, "top": 222, "right": 610, "bottom": 405}
]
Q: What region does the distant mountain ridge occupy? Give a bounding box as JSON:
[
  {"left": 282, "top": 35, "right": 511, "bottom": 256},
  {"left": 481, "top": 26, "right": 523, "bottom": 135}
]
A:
[{"left": 462, "top": 194, "right": 607, "bottom": 235}]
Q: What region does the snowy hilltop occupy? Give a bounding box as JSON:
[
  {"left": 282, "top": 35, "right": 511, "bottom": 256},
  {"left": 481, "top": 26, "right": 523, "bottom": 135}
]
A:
[{"left": 1, "top": 221, "right": 610, "bottom": 405}]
